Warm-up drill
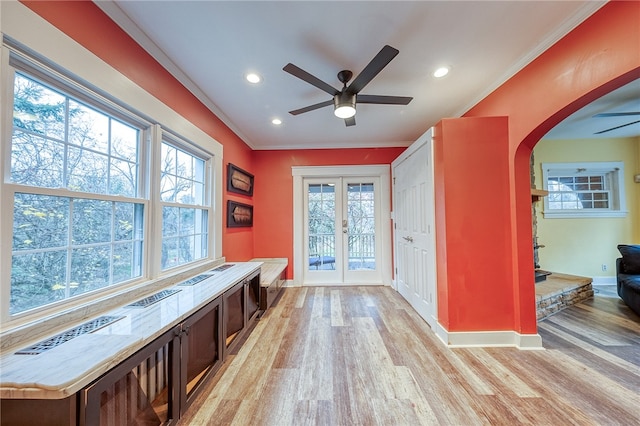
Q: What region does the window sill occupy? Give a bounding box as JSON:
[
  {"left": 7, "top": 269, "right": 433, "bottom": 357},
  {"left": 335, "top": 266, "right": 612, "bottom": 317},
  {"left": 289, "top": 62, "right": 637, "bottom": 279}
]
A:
[
  {"left": 542, "top": 210, "right": 628, "bottom": 219},
  {"left": 0, "top": 258, "right": 224, "bottom": 354}
]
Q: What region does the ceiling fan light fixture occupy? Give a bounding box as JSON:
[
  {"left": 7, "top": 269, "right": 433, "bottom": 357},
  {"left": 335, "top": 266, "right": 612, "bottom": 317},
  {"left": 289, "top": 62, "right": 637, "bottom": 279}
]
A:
[{"left": 334, "top": 93, "right": 356, "bottom": 119}]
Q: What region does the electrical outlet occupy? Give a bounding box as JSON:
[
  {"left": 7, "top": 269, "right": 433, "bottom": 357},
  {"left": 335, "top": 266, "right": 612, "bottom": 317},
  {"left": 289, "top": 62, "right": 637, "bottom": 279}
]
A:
[{"left": 601, "top": 264, "right": 607, "bottom": 272}]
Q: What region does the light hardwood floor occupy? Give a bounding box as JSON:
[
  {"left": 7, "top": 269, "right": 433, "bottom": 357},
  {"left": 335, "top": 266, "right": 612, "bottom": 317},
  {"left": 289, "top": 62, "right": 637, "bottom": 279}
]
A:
[{"left": 179, "top": 286, "right": 640, "bottom": 425}]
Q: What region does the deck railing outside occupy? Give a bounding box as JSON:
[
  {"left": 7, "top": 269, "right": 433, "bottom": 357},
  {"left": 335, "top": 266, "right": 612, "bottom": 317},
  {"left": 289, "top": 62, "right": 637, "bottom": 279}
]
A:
[{"left": 309, "top": 233, "right": 375, "bottom": 270}]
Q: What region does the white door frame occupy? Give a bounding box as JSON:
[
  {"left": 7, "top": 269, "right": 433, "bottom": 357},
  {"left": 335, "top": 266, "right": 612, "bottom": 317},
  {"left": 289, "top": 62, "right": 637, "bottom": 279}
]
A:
[{"left": 292, "top": 165, "right": 392, "bottom": 287}]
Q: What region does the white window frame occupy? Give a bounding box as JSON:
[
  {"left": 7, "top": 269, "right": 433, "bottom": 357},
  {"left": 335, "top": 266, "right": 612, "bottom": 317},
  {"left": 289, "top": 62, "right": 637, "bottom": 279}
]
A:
[
  {"left": 541, "top": 161, "right": 627, "bottom": 218},
  {"left": 0, "top": 2, "right": 223, "bottom": 330},
  {"left": 158, "top": 134, "right": 213, "bottom": 272}
]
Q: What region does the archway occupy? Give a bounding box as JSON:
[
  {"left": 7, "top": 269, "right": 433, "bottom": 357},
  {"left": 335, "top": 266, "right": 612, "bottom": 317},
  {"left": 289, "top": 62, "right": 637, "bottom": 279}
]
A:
[{"left": 435, "top": 1, "right": 640, "bottom": 343}]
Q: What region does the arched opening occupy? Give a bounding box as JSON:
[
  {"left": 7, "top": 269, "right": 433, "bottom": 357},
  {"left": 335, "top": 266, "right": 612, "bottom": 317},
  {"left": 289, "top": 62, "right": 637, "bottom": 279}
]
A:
[
  {"left": 525, "top": 77, "right": 639, "bottom": 321},
  {"left": 438, "top": 1, "right": 640, "bottom": 344},
  {"left": 512, "top": 70, "right": 639, "bottom": 335}
]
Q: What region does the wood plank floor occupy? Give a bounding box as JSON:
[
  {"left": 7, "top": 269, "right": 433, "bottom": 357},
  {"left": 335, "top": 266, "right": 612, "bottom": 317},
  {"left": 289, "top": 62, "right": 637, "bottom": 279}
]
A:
[{"left": 178, "top": 286, "right": 640, "bottom": 426}]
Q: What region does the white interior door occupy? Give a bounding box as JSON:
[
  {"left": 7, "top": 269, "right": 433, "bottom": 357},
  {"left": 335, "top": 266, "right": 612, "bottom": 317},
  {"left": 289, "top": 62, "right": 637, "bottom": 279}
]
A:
[
  {"left": 392, "top": 130, "right": 437, "bottom": 327},
  {"left": 303, "top": 177, "right": 382, "bottom": 285}
]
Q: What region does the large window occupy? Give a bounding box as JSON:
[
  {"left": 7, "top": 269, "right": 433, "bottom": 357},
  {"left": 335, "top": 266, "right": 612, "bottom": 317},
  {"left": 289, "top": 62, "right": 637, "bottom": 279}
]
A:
[
  {"left": 3, "top": 49, "right": 215, "bottom": 319},
  {"left": 542, "top": 162, "right": 627, "bottom": 218},
  {"left": 8, "top": 68, "right": 146, "bottom": 315},
  {"left": 160, "top": 141, "right": 209, "bottom": 270}
]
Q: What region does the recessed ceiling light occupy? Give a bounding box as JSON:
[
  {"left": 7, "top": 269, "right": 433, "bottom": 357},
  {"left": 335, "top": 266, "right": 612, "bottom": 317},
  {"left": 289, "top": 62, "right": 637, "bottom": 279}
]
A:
[
  {"left": 433, "top": 67, "right": 450, "bottom": 78},
  {"left": 271, "top": 118, "right": 282, "bottom": 125},
  {"left": 245, "top": 72, "right": 261, "bottom": 84}
]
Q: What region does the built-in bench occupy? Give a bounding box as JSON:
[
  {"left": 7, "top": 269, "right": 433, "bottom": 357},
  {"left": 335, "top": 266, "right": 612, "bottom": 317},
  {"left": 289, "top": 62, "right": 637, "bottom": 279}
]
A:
[
  {"left": 0, "top": 262, "right": 263, "bottom": 425},
  {"left": 251, "top": 258, "right": 288, "bottom": 312}
]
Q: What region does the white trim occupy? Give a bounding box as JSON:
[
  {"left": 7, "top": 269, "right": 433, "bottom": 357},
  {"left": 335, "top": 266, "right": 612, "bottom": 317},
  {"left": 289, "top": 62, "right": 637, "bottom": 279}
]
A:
[
  {"left": 292, "top": 165, "right": 392, "bottom": 287},
  {"left": 282, "top": 279, "right": 297, "bottom": 288},
  {"left": 592, "top": 276, "right": 617, "bottom": 286},
  {"left": 435, "top": 322, "right": 544, "bottom": 350},
  {"left": 543, "top": 210, "right": 628, "bottom": 219}
]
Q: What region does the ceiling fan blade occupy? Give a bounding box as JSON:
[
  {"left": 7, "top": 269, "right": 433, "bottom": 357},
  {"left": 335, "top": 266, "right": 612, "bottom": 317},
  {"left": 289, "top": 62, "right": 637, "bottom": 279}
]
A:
[
  {"left": 283, "top": 63, "right": 340, "bottom": 96},
  {"left": 594, "top": 119, "right": 640, "bottom": 134},
  {"left": 347, "top": 45, "right": 399, "bottom": 95},
  {"left": 288, "top": 99, "right": 333, "bottom": 115},
  {"left": 357, "top": 94, "right": 412, "bottom": 105},
  {"left": 593, "top": 112, "right": 640, "bottom": 117},
  {"left": 345, "top": 116, "right": 356, "bottom": 127}
]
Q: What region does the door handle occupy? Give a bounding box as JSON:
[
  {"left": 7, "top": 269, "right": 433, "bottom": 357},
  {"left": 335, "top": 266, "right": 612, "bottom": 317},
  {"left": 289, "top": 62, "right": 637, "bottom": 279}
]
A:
[
  {"left": 343, "top": 230, "right": 348, "bottom": 233},
  {"left": 403, "top": 236, "right": 414, "bottom": 243}
]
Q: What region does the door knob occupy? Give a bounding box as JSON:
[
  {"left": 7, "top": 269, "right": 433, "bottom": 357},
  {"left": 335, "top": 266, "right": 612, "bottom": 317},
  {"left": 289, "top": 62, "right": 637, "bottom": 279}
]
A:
[{"left": 403, "top": 236, "right": 414, "bottom": 243}]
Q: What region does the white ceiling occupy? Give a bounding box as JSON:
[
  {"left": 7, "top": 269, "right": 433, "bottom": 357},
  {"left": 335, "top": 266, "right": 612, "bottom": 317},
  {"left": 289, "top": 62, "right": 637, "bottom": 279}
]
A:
[{"left": 96, "top": 1, "right": 638, "bottom": 150}]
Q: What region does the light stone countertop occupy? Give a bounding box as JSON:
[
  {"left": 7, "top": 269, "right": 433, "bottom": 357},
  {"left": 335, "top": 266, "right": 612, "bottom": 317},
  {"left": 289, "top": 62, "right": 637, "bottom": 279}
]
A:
[{"left": 0, "top": 262, "right": 262, "bottom": 400}]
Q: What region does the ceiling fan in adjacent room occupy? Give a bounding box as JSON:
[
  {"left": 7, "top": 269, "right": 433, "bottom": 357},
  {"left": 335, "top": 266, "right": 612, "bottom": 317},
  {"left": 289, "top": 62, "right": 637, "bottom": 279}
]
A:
[
  {"left": 283, "top": 45, "right": 413, "bottom": 126},
  {"left": 593, "top": 111, "right": 640, "bottom": 134}
]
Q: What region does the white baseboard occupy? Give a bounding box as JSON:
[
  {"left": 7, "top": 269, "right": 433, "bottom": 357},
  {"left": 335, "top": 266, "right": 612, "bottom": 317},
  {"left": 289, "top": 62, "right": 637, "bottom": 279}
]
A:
[
  {"left": 435, "top": 322, "right": 544, "bottom": 350},
  {"left": 591, "top": 276, "right": 617, "bottom": 286},
  {"left": 283, "top": 279, "right": 297, "bottom": 287}
]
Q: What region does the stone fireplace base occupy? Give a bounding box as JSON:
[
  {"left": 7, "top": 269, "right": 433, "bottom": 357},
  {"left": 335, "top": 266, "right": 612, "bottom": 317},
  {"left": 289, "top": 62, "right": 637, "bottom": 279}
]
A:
[{"left": 535, "top": 272, "right": 594, "bottom": 320}]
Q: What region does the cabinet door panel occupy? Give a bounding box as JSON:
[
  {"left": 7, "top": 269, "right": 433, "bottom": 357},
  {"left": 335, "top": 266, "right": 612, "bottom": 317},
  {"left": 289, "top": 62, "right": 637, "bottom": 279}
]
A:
[{"left": 81, "top": 328, "right": 179, "bottom": 426}]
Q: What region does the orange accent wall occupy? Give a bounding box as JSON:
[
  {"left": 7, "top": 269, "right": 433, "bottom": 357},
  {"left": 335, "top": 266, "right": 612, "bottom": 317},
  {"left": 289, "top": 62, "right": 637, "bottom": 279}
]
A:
[
  {"left": 434, "top": 117, "right": 515, "bottom": 331},
  {"left": 21, "top": 0, "right": 256, "bottom": 261},
  {"left": 252, "top": 148, "right": 405, "bottom": 279},
  {"left": 435, "top": 1, "right": 640, "bottom": 334}
]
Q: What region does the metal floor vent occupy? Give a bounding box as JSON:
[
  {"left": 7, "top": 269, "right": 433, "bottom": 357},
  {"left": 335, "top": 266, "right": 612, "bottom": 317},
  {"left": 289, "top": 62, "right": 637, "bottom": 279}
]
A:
[
  {"left": 127, "top": 288, "right": 181, "bottom": 308},
  {"left": 16, "top": 315, "right": 124, "bottom": 355},
  {"left": 212, "top": 264, "right": 235, "bottom": 272},
  {"left": 179, "top": 274, "right": 209, "bottom": 286}
]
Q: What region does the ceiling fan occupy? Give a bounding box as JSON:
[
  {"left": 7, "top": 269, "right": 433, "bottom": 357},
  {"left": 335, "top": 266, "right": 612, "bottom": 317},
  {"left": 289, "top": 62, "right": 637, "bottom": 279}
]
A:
[
  {"left": 283, "top": 45, "right": 412, "bottom": 126},
  {"left": 593, "top": 112, "right": 640, "bottom": 134}
]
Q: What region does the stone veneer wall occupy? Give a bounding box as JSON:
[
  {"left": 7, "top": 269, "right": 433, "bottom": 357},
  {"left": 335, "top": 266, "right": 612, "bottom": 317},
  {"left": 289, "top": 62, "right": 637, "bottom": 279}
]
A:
[
  {"left": 536, "top": 282, "right": 594, "bottom": 320},
  {"left": 531, "top": 154, "right": 541, "bottom": 268}
]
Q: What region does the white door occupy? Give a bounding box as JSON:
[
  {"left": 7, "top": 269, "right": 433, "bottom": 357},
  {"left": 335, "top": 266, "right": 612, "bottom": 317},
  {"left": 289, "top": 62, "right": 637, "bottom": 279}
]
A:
[
  {"left": 392, "top": 130, "right": 437, "bottom": 327},
  {"left": 303, "top": 177, "right": 382, "bottom": 285}
]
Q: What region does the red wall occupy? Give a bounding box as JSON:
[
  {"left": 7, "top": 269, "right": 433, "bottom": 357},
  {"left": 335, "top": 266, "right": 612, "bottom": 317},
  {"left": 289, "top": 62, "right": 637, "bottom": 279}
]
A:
[
  {"left": 435, "top": 1, "right": 640, "bottom": 334},
  {"left": 21, "top": 1, "right": 256, "bottom": 261},
  {"left": 434, "top": 117, "right": 515, "bottom": 331},
  {"left": 253, "top": 148, "right": 405, "bottom": 279}
]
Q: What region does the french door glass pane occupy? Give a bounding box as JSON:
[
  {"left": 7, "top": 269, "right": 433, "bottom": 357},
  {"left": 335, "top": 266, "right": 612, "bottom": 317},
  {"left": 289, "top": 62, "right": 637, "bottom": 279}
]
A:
[
  {"left": 308, "top": 184, "right": 335, "bottom": 270},
  {"left": 347, "top": 183, "right": 375, "bottom": 271}
]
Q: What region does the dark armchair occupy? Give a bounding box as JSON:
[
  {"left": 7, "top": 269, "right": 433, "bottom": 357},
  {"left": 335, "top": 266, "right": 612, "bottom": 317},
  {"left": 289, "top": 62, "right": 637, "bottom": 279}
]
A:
[{"left": 616, "top": 244, "right": 640, "bottom": 316}]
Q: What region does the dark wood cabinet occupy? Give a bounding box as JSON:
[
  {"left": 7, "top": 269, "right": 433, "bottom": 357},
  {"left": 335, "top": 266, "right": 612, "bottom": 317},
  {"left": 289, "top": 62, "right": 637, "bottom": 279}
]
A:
[
  {"left": 223, "top": 269, "right": 260, "bottom": 356},
  {"left": 1, "top": 267, "right": 260, "bottom": 426},
  {"left": 223, "top": 281, "right": 245, "bottom": 353},
  {"left": 180, "top": 297, "right": 223, "bottom": 412},
  {"left": 80, "top": 326, "right": 180, "bottom": 426},
  {"left": 260, "top": 268, "right": 286, "bottom": 311},
  {"left": 79, "top": 298, "right": 224, "bottom": 425},
  {"left": 0, "top": 396, "right": 77, "bottom": 426},
  {"left": 246, "top": 270, "right": 260, "bottom": 322}
]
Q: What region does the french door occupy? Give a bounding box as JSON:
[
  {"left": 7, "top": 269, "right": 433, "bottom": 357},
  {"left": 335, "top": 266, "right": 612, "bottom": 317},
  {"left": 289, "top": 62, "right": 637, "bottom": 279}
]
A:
[{"left": 292, "top": 166, "right": 391, "bottom": 286}]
